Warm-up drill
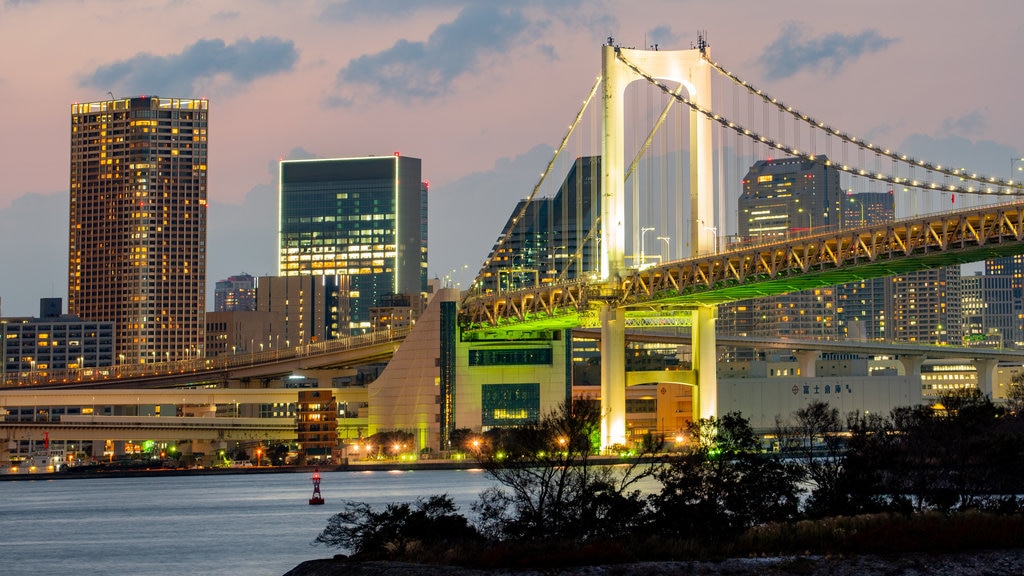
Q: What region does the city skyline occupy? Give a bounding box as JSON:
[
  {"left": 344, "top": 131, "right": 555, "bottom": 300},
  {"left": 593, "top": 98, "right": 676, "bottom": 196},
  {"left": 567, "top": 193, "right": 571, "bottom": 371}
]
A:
[{"left": 1, "top": 1, "right": 1022, "bottom": 316}]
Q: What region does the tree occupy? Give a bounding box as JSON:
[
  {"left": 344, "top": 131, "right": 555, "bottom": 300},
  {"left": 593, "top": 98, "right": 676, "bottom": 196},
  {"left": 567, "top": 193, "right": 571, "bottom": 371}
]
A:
[
  {"left": 775, "top": 400, "right": 848, "bottom": 517},
  {"left": 651, "top": 412, "right": 801, "bottom": 541},
  {"left": 471, "top": 397, "right": 660, "bottom": 543},
  {"left": 314, "top": 494, "right": 478, "bottom": 558}
]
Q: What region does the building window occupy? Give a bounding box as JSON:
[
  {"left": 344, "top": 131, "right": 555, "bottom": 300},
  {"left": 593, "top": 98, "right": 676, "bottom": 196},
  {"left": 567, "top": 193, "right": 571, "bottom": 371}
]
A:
[{"left": 481, "top": 383, "right": 540, "bottom": 427}]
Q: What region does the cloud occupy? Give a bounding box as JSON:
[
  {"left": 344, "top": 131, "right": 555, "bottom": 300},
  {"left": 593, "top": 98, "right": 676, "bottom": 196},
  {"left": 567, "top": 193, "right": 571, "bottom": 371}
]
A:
[
  {"left": 321, "top": 0, "right": 465, "bottom": 20},
  {"left": 757, "top": 22, "right": 896, "bottom": 81},
  {"left": 537, "top": 43, "right": 558, "bottom": 62},
  {"left": 646, "top": 25, "right": 678, "bottom": 50},
  {"left": 331, "top": 4, "right": 534, "bottom": 103},
  {"left": 81, "top": 37, "right": 298, "bottom": 96},
  {"left": 941, "top": 109, "right": 989, "bottom": 138},
  {"left": 212, "top": 10, "right": 240, "bottom": 21}
]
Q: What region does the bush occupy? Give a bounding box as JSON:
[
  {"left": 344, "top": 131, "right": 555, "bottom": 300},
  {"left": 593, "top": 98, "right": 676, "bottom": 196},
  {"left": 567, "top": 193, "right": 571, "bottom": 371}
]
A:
[{"left": 313, "top": 494, "right": 479, "bottom": 559}]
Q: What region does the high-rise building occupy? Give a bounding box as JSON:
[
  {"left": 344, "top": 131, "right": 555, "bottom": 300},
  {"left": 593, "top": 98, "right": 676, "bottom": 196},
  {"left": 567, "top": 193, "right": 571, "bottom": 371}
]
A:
[
  {"left": 278, "top": 155, "right": 426, "bottom": 334},
  {"left": 214, "top": 274, "right": 256, "bottom": 312},
  {"left": 69, "top": 96, "right": 208, "bottom": 364},
  {"left": 836, "top": 192, "right": 894, "bottom": 341},
  {"left": 888, "top": 267, "right": 962, "bottom": 345},
  {"left": 721, "top": 157, "right": 843, "bottom": 347},
  {"left": 738, "top": 156, "right": 843, "bottom": 239},
  {"left": 479, "top": 156, "right": 601, "bottom": 293},
  {"left": 985, "top": 255, "right": 1024, "bottom": 347}
]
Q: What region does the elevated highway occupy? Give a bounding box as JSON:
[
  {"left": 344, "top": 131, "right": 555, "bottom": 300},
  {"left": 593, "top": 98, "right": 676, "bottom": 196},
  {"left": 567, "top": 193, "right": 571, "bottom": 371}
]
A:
[{"left": 4, "top": 327, "right": 408, "bottom": 390}]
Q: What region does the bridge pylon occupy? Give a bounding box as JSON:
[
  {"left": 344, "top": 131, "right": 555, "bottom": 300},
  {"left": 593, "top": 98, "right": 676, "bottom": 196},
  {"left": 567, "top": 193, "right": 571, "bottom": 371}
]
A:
[{"left": 599, "top": 43, "right": 717, "bottom": 450}]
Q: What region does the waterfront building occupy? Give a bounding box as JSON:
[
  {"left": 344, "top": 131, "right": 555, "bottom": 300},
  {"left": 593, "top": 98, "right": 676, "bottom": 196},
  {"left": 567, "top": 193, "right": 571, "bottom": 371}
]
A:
[
  {"left": 888, "top": 266, "right": 962, "bottom": 345},
  {"left": 297, "top": 389, "right": 338, "bottom": 463},
  {"left": 1, "top": 298, "right": 115, "bottom": 385},
  {"left": 69, "top": 96, "right": 208, "bottom": 364},
  {"left": 278, "top": 155, "right": 427, "bottom": 334},
  {"left": 214, "top": 274, "right": 256, "bottom": 312},
  {"left": 962, "top": 272, "right": 987, "bottom": 346}
]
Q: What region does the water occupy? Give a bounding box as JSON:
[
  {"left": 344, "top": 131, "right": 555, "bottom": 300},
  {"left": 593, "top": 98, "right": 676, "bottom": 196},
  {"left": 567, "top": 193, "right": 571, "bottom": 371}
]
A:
[{"left": 0, "top": 469, "right": 497, "bottom": 576}]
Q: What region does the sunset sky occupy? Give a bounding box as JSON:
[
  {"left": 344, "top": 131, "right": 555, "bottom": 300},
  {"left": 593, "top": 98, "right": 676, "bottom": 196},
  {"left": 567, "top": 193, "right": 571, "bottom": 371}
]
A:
[{"left": 1, "top": 0, "right": 1022, "bottom": 316}]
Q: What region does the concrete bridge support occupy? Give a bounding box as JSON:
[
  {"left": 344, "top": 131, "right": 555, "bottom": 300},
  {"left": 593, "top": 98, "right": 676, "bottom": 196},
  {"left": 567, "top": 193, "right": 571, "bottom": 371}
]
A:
[
  {"left": 599, "top": 303, "right": 627, "bottom": 448},
  {"left": 974, "top": 358, "right": 1000, "bottom": 398},
  {"left": 693, "top": 305, "right": 718, "bottom": 419},
  {"left": 795, "top": 350, "right": 820, "bottom": 378},
  {"left": 898, "top": 355, "right": 924, "bottom": 378}
]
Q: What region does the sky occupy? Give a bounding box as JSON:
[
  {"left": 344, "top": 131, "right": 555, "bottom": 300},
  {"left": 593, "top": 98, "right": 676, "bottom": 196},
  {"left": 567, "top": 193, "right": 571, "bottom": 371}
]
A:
[{"left": 0, "top": 0, "right": 1022, "bottom": 316}]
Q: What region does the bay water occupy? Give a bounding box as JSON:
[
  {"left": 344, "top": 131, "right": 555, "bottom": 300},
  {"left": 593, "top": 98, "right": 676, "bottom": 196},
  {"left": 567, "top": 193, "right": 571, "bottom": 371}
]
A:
[{"left": 0, "top": 468, "right": 497, "bottom": 576}]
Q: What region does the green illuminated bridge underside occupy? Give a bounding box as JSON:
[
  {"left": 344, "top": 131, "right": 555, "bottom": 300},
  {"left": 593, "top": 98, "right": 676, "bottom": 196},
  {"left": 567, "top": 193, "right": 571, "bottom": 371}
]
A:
[{"left": 460, "top": 201, "right": 1024, "bottom": 337}]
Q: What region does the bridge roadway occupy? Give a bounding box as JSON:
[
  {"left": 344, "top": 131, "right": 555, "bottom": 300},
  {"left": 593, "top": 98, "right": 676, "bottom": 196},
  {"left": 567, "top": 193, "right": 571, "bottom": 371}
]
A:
[
  {"left": 461, "top": 200, "right": 1024, "bottom": 333},
  {"left": 4, "top": 326, "right": 409, "bottom": 390}
]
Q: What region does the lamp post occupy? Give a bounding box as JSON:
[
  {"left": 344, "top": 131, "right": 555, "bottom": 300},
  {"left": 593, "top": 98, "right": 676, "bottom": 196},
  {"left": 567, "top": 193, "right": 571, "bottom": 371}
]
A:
[
  {"left": 1012, "top": 157, "right": 1024, "bottom": 181},
  {"left": 849, "top": 196, "right": 865, "bottom": 226},
  {"left": 640, "top": 226, "right": 655, "bottom": 268},
  {"left": 701, "top": 224, "right": 718, "bottom": 253},
  {"left": 657, "top": 236, "right": 671, "bottom": 262}
]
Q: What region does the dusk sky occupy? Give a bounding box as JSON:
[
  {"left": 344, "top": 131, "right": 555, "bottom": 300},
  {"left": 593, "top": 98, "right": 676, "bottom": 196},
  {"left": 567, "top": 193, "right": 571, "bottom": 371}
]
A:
[{"left": 1, "top": 0, "right": 1022, "bottom": 316}]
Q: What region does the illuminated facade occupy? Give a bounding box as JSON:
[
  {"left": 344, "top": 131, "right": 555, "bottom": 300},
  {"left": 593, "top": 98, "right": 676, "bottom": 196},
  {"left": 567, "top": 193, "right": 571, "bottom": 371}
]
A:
[
  {"left": 69, "top": 96, "right": 208, "bottom": 364},
  {"left": 722, "top": 158, "right": 843, "bottom": 350},
  {"left": 1, "top": 298, "right": 115, "bottom": 385},
  {"left": 214, "top": 274, "right": 256, "bottom": 312},
  {"left": 738, "top": 156, "right": 843, "bottom": 239},
  {"left": 836, "top": 193, "right": 894, "bottom": 341},
  {"left": 278, "top": 156, "right": 426, "bottom": 334}
]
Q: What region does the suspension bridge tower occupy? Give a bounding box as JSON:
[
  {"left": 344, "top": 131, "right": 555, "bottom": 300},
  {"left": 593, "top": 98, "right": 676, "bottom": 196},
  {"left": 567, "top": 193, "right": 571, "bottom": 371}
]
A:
[{"left": 599, "top": 43, "right": 717, "bottom": 449}]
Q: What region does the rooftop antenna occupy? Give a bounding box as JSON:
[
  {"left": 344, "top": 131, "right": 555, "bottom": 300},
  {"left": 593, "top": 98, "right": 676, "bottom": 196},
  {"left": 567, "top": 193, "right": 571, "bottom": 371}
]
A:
[
  {"left": 107, "top": 91, "right": 116, "bottom": 100},
  {"left": 696, "top": 30, "right": 708, "bottom": 56}
]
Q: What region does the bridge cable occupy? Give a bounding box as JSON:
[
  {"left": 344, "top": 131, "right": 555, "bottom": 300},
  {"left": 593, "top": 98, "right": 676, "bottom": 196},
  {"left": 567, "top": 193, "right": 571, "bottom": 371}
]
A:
[
  {"left": 466, "top": 75, "right": 603, "bottom": 297},
  {"left": 615, "top": 50, "right": 1024, "bottom": 198},
  {"left": 704, "top": 59, "right": 1024, "bottom": 194}
]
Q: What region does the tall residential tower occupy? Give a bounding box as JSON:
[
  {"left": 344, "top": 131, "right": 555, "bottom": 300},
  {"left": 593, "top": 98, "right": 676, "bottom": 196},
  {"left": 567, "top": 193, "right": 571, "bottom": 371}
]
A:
[{"left": 69, "top": 96, "right": 208, "bottom": 364}]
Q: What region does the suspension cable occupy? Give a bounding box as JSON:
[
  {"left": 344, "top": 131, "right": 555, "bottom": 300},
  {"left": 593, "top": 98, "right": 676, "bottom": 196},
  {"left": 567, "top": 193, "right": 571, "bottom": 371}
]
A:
[
  {"left": 704, "top": 58, "right": 1024, "bottom": 193},
  {"left": 615, "top": 50, "right": 1024, "bottom": 197},
  {"left": 467, "top": 75, "right": 603, "bottom": 295}
]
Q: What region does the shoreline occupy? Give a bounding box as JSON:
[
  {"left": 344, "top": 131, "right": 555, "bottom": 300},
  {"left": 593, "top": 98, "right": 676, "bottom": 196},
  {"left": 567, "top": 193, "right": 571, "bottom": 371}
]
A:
[{"left": 0, "top": 459, "right": 489, "bottom": 481}]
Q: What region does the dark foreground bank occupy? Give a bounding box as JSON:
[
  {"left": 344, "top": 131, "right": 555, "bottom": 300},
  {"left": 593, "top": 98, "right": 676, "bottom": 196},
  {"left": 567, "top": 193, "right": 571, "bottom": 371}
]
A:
[{"left": 284, "top": 549, "right": 1024, "bottom": 576}]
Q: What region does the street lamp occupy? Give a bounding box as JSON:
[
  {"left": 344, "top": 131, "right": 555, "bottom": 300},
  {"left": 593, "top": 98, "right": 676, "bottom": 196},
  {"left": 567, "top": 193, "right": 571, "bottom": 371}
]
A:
[
  {"left": 657, "top": 236, "right": 671, "bottom": 262},
  {"left": 1011, "top": 157, "right": 1024, "bottom": 182},
  {"left": 702, "top": 224, "right": 718, "bottom": 253},
  {"left": 849, "top": 196, "right": 865, "bottom": 226},
  {"left": 640, "top": 226, "right": 655, "bottom": 268}
]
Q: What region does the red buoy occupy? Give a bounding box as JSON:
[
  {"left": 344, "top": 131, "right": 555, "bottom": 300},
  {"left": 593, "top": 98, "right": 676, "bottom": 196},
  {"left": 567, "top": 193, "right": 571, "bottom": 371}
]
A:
[{"left": 309, "top": 465, "right": 325, "bottom": 505}]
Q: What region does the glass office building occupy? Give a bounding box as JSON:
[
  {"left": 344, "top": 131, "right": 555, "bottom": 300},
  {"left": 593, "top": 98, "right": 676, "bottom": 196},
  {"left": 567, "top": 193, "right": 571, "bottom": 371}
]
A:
[{"left": 278, "top": 155, "right": 426, "bottom": 334}]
